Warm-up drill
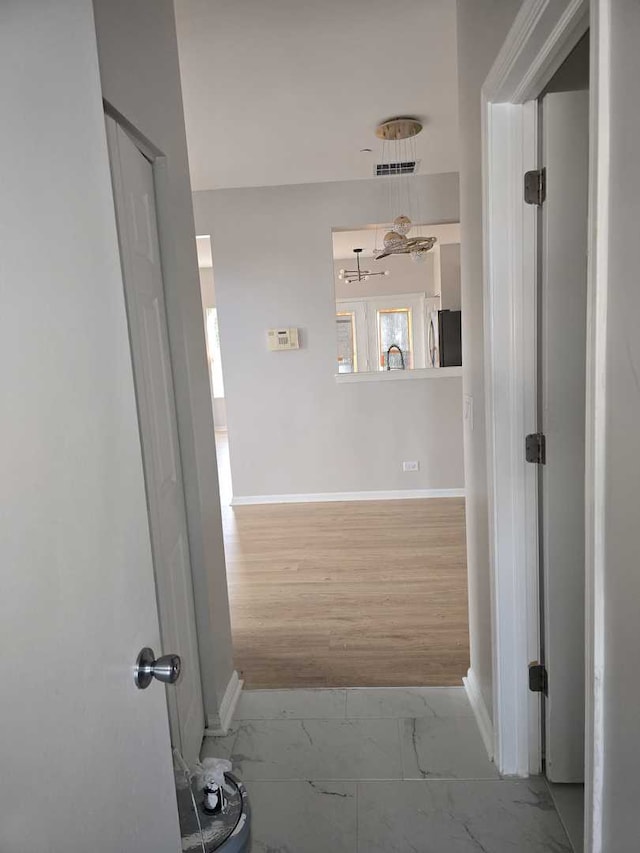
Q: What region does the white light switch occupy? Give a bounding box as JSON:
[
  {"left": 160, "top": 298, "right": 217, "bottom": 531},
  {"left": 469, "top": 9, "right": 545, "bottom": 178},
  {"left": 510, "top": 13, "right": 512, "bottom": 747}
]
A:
[{"left": 403, "top": 461, "right": 420, "bottom": 472}]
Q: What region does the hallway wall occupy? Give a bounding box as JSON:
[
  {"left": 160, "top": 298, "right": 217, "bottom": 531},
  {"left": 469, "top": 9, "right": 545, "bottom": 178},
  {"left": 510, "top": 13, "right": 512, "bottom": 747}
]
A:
[{"left": 598, "top": 0, "right": 640, "bottom": 846}]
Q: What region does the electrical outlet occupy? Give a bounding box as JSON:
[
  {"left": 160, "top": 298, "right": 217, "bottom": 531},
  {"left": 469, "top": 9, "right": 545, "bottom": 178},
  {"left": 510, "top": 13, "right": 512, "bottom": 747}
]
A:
[{"left": 403, "top": 461, "right": 420, "bottom": 472}]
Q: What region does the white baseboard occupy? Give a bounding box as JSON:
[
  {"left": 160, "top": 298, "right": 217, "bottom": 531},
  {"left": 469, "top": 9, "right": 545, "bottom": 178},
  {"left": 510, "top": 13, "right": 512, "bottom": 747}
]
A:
[
  {"left": 231, "top": 488, "right": 465, "bottom": 506},
  {"left": 463, "top": 668, "right": 494, "bottom": 761},
  {"left": 204, "top": 670, "right": 243, "bottom": 736}
]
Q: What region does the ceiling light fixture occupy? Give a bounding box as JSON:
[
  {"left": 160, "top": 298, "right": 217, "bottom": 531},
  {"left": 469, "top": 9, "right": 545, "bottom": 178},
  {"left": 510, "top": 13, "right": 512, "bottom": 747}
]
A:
[
  {"left": 374, "top": 117, "right": 437, "bottom": 262},
  {"left": 338, "top": 248, "right": 390, "bottom": 285}
]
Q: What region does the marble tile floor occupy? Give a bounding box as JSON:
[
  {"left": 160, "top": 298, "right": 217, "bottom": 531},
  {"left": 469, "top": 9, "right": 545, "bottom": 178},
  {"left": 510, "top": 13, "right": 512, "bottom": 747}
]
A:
[
  {"left": 202, "top": 687, "right": 574, "bottom": 852},
  {"left": 548, "top": 783, "right": 584, "bottom": 853}
]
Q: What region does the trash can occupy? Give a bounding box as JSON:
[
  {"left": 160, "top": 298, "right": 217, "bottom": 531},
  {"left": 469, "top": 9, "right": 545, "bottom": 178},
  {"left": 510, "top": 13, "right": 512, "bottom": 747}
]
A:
[{"left": 176, "top": 769, "right": 251, "bottom": 852}]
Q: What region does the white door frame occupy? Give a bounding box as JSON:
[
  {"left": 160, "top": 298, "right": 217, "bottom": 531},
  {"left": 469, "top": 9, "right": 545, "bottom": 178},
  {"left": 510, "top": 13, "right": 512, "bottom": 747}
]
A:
[{"left": 482, "top": 1, "right": 607, "bottom": 851}]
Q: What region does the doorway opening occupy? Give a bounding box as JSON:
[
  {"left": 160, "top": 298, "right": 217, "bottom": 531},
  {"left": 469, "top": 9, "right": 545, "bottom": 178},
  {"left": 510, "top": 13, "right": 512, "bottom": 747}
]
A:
[
  {"left": 197, "top": 236, "right": 228, "bottom": 432},
  {"left": 196, "top": 233, "right": 234, "bottom": 527},
  {"left": 195, "top": 226, "right": 470, "bottom": 691},
  {"left": 178, "top": 0, "right": 595, "bottom": 845}
]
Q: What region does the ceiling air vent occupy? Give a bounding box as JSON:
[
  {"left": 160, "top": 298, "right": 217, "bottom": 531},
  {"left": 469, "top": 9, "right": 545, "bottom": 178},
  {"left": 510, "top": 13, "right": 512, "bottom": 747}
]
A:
[{"left": 375, "top": 160, "right": 418, "bottom": 177}]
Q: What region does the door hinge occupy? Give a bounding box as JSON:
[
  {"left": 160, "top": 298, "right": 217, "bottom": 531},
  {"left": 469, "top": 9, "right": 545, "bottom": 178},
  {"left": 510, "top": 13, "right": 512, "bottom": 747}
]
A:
[
  {"left": 524, "top": 168, "right": 546, "bottom": 206},
  {"left": 528, "top": 662, "right": 548, "bottom": 694},
  {"left": 525, "top": 432, "right": 546, "bottom": 464}
]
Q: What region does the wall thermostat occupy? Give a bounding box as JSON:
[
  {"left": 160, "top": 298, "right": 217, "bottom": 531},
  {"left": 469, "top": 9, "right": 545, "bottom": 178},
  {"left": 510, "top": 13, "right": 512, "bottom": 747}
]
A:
[{"left": 267, "top": 328, "right": 299, "bottom": 351}]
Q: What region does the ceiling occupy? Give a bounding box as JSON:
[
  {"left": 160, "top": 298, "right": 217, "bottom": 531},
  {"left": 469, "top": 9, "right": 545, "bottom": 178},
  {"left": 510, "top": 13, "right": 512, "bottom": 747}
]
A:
[
  {"left": 175, "top": 0, "right": 459, "bottom": 191},
  {"left": 332, "top": 223, "right": 460, "bottom": 259}
]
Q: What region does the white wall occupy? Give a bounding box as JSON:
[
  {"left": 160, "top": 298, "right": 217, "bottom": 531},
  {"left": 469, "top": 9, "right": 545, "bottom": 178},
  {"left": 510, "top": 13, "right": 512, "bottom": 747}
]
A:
[
  {"left": 194, "top": 174, "right": 464, "bottom": 498},
  {"left": 440, "top": 244, "right": 462, "bottom": 310},
  {"left": 456, "top": 0, "right": 524, "bottom": 721},
  {"left": 599, "top": 1, "right": 640, "bottom": 846},
  {"left": 92, "top": 0, "right": 234, "bottom": 727}
]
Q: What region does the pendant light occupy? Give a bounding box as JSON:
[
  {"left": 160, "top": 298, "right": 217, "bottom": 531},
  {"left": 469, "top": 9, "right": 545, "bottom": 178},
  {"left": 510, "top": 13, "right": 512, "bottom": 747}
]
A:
[
  {"left": 338, "top": 248, "right": 390, "bottom": 285},
  {"left": 374, "top": 117, "right": 437, "bottom": 262}
]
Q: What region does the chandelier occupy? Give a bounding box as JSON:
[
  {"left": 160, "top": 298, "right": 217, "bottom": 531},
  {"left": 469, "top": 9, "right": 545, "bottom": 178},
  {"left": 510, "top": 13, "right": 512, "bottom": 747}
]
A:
[
  {"left": 338, "top": 248, "right": 390, "bottom": 285},
  {"left": 374, "top": 117, "right": 437, "bottom": 263}
]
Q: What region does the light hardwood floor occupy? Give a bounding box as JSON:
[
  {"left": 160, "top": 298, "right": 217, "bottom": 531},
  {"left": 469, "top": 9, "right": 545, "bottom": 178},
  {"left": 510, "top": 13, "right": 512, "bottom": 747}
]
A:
[{"left": 216, "top": 433, "right": 469, "bottom": 689}]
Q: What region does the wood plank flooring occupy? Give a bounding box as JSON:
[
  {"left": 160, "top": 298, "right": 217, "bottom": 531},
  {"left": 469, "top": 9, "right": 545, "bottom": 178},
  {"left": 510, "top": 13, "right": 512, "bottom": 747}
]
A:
[{"left": 216, "top": 435, "right": 470, "bottom": 689}]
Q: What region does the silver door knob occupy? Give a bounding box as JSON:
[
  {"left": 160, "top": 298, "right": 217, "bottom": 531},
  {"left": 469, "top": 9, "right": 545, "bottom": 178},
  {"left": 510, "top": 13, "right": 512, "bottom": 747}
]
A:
[{"left": 134, "top": 647, "right": 181, "bottom": 690}]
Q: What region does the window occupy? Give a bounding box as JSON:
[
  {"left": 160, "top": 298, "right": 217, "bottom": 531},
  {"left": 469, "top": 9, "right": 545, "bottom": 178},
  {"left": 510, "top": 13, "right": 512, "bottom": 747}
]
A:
[
  {"left": 205, "top": 307, "right": 225, "bottom": 398},
  {"left": 335, "top": 293, "right": 427, "bottom": 374}
]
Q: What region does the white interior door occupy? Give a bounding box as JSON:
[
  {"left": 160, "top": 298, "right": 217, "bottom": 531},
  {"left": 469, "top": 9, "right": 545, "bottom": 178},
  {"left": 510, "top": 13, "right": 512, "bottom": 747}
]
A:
[
  {"left": 540, "top": 89, "right": 589, "bottom": 782},
  {"left": 107, "top": 118, "right": 205, "bottom": 765}
]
